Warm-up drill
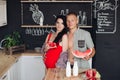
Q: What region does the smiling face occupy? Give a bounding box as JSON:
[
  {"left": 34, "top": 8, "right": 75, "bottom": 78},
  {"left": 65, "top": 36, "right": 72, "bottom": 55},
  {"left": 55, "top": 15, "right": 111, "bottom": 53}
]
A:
[
  {"left": 66, "top": 14, "right": 78, "bottom": 30},
  {"left": 55, "top": 18, "right": 65, "bottom": 32}
]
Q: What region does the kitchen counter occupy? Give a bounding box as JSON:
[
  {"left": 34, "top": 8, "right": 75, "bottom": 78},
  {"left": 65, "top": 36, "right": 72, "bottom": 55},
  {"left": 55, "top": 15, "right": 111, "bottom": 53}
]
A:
[
  {"left": 45, "top": 68, "right": 101, "bottom": 80},
  {"left": 0, "top": 50, "right": 43, "bottom": 78}
]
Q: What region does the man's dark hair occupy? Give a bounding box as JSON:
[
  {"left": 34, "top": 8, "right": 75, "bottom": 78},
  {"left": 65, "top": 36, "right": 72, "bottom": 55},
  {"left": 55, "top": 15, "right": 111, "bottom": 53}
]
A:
[{"left": 66, "top": 12, "right": 77, "bottom": 17}]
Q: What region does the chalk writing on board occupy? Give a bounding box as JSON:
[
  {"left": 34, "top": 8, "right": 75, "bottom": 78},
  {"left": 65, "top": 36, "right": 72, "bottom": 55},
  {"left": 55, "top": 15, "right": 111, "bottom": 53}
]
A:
[
  {"left": 29, "top": 4, "right": 44, "bottom": 26},
  {"left": 93, "top": 0, "right": 119, "bottom": 34}
]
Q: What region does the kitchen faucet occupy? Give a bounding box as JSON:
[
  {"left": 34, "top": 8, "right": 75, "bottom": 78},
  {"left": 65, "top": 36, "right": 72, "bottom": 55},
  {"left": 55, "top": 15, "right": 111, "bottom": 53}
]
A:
[{"left": 0, "top": 39, "right": 6, "bottom": 49}]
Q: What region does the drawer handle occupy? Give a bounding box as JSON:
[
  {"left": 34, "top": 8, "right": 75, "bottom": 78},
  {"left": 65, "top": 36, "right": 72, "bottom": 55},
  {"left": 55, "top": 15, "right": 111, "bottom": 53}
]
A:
[
  {"left": 34, "top": 56, "right": 43, "bottom": 59},
  {"left": 2, "top": 75, "right": 7, "bottom": 79}
]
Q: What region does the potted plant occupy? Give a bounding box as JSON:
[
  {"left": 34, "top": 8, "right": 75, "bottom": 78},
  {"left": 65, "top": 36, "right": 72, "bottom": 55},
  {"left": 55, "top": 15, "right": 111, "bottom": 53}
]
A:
[{"left": 3, "top": 31, "right": 24, "bottom": 54}]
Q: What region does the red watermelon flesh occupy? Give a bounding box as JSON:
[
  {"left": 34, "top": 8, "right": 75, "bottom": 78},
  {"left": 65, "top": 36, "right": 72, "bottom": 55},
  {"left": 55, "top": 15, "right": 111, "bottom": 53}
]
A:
[
  {"left": 85, "top": 69, "right": 96, "bottom": 79},
  {"left": 72, "top": 48, "right": 92, "bottom": 58},
  {"left": 48, "top": 42, "right": 56, "bottom": 47},
  {"left": 84, "top": 48, "right": 92, "bottom": 56}
]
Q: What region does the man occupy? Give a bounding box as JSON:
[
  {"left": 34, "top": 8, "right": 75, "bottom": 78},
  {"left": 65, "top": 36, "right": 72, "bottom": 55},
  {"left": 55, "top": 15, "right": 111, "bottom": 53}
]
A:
[{"left": 66, "top": 12, "right": 95, "bottom": 69}]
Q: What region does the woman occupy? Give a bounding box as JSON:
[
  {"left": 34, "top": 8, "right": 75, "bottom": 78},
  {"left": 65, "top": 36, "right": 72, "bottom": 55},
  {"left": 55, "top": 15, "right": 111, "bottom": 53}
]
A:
[{"left": 43, "top": 15, "right": 68, "bottom": 68}]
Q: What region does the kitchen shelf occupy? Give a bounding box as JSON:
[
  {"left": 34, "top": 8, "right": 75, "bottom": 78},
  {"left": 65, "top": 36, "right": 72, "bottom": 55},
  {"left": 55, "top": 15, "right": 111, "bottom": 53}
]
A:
[
  {"left": 21, "top": 0, "right": 94, "bottom": 3},
  {"left": 21, "top": 25, "right": 55, "bottom": 28},
  {"left": 21, "top": 1, "right": 93, "bottom": 28},
  {"left": 21, "top": 25, "right": 92, "bottom": 28}
]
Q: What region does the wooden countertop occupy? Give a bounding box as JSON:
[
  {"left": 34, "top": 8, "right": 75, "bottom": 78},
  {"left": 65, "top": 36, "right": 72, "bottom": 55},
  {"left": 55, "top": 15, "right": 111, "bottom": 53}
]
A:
[
  {"left": 45, "top": 68, "right": 101, "bottom": 80},
  {"left": 0, "top": 50, "right": 43, "bottom": 78}
]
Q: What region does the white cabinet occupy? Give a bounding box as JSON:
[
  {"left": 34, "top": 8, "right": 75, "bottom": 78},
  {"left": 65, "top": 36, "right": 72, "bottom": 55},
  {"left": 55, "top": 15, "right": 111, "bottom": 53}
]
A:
[
  {"left": 8, "top": 59, "right": 21, "bottom": 80},
  {"left": 20, "top": 56, "right": 45, "bottom": 80},
  {"left": 0, "top": 0, "right": 7, "bottom": 27},
  {"left": 0, "top": 72, "right": 9, "bottom": 80},
  {"left": 0, "top": 56, "right": 45, "bottom": 80}
]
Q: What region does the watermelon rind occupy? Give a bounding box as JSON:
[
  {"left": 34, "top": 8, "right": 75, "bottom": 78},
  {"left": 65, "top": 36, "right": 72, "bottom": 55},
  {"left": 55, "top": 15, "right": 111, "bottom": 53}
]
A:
[{"left": 72, "top": 48, "right": 92, "bottom": 58}]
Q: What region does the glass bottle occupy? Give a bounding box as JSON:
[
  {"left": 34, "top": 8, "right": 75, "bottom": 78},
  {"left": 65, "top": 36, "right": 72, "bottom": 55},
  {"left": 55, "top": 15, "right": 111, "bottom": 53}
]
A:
[
  {"left": 40, "top": 17, "right": 43, "bottom": 26},
  {"left": 81, "top": 12, "right": 87, "bottom": 26},
  {"left": 66, "top": 61, "right": 71, "bottom": 77},
  {"left": 78, "top": 11, "right": 82, "bottom": 26},
  {"left": 73, "top": 60, "right": 78, "bottom": 76}
]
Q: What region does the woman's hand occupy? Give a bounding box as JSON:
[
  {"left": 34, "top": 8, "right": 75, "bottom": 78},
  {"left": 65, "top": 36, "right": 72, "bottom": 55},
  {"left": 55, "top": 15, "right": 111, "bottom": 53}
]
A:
[
  {"left": 44, "top": 43, "right": 50, "bottom": 51},
  {"left": 44, "top": 42, "right": 57, "bottom": 52}
]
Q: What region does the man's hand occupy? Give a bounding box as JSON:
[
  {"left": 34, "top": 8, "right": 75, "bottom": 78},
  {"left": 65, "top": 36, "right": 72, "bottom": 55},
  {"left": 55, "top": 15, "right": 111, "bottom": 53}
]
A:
[{"left": 83, "top": 55, "right": 90, "bottom": 61}]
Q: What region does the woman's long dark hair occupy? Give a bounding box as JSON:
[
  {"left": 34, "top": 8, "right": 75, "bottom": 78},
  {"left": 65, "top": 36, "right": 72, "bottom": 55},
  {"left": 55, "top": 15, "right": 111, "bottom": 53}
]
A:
[{"left": 53, "top": 15, "right": 68, "bottom": 43}]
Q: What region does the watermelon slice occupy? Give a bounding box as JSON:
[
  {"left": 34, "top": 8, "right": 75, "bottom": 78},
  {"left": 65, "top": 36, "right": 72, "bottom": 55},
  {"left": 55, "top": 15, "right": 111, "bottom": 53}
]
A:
[
  {"left": 47, "top": 42, "right": 56, "bottom": 47},
  {"left": 85, "top": 69, "right": 96, "bottom": 80},
  {"left": 72, "top": 48, "right": 92, "bottom": 58}
]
